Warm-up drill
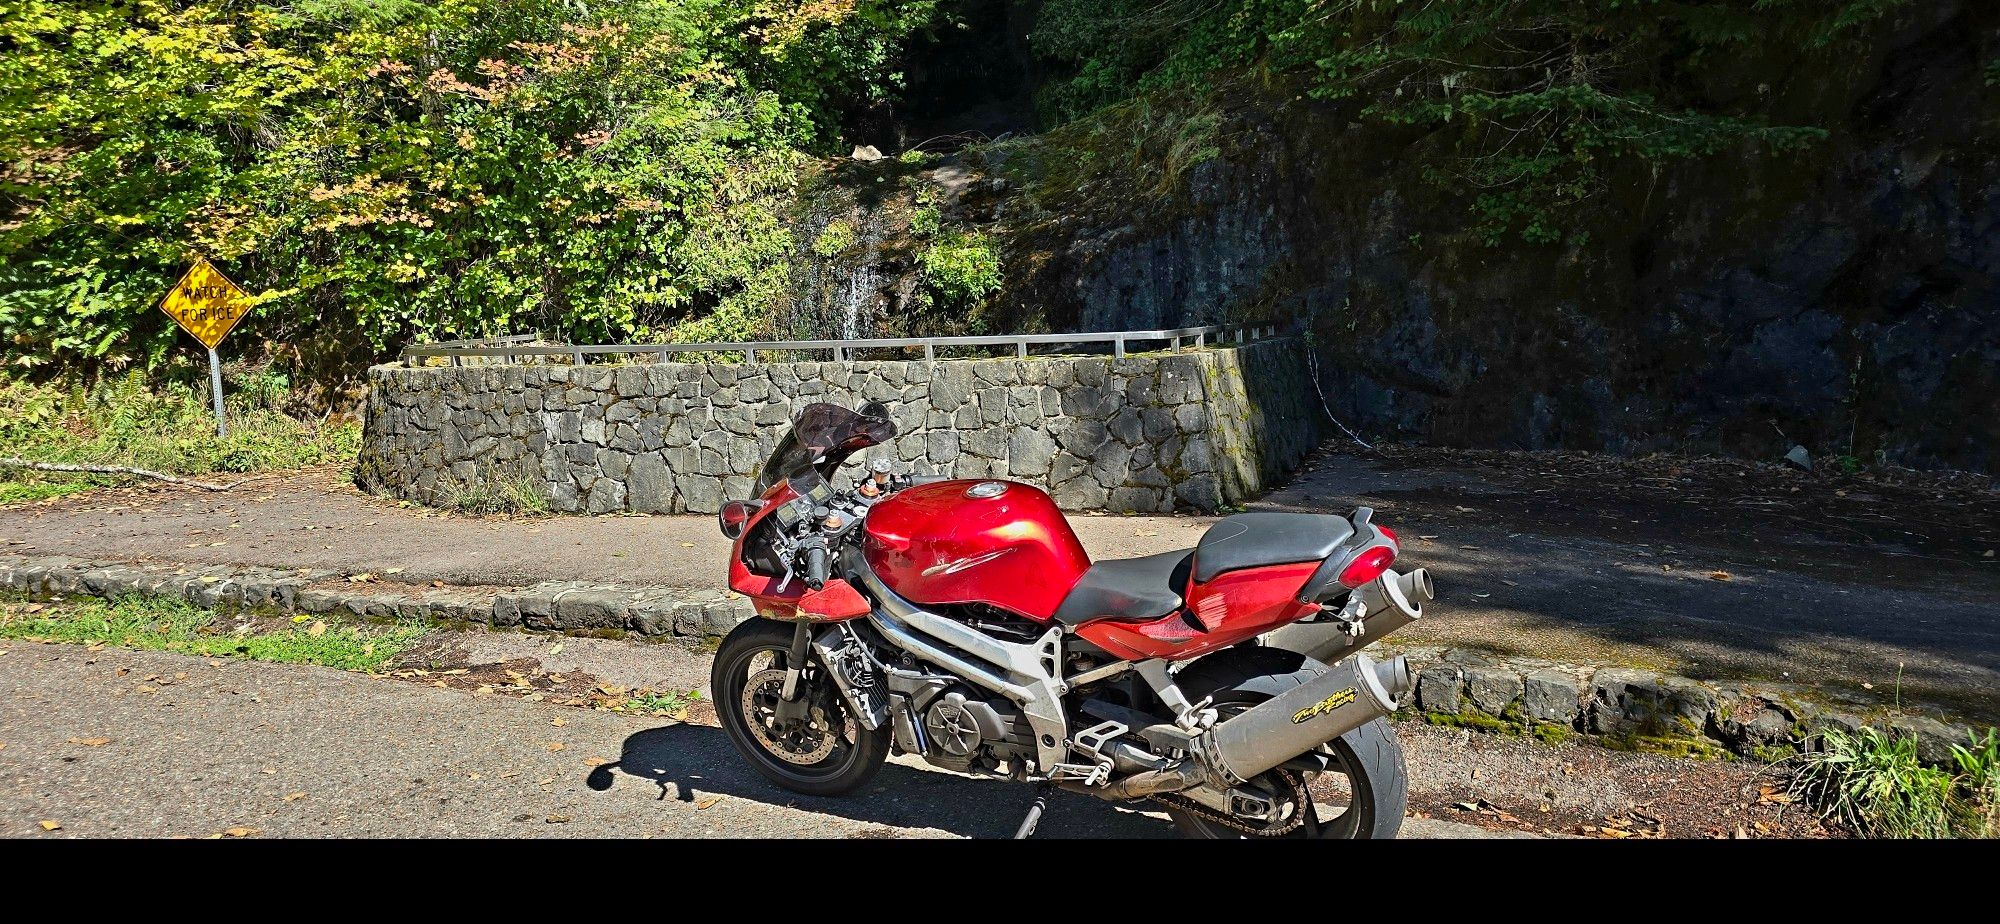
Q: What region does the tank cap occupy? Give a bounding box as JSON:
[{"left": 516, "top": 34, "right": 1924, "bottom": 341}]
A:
[{"left": 966, "top": 481, "right": 1008, "bottom": 499}]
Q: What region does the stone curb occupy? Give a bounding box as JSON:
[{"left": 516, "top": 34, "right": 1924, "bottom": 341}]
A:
[
  {"left": 0, "top": 554, "right": 753, "bottom": 642},
  {"left": 2, "top": 552, "right": 1979, "bottom": 765},
  {"left": 1375, "top": 643, "right": 1979, "bottom": 768}
]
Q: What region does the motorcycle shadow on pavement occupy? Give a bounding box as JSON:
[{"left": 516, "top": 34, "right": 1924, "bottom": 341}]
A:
[{"left": 588, "top": 724, "right": 1177, "bottom": 838}]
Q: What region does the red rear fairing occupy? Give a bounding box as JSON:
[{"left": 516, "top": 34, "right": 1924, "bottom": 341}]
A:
[{"left": 1075, "top": 561, "right": 1320, "bottom": 661}]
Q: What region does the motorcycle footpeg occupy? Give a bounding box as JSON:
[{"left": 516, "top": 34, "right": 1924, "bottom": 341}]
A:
[
  {"left": 1047, "top": 762, "right": 1114, "bottom": 787},
  {"left": 1068, "top": 720, "right": 1128, "bottom": 762}
]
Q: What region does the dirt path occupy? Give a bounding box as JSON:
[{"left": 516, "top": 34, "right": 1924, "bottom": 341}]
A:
[
  {"left": 0, "top": 635, "right": 1828, "bottom": 839},
  {"left": 2, "top": 445, "right": 1995, "bottom": 723}
]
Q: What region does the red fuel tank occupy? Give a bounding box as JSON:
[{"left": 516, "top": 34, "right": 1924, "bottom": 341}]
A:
[{"left": 862, "top": 479, "right": 1089, "bottom": 622}]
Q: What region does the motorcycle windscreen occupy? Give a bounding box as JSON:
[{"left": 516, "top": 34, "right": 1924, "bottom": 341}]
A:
[{"left": 751, "top": 401, "right": 895, "bottom": 499}]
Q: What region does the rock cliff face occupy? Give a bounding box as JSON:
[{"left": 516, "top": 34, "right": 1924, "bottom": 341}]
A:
[{"left": 881, "top": 1, "right": 1998, "bottom": 473}]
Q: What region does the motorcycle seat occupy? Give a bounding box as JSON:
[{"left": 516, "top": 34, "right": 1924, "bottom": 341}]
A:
[
  {"left": 1051, "top": 550, "right": 1193, "bottom": 626},
  {"left": 1191, "top": 512, "right": 1354, "bottom": 583}
]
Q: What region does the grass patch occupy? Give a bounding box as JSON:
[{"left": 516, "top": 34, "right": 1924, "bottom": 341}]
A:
[
  {"left": 1422, "top": 709, "right": 1522, "bottom": 736},
  {"left": 0, "top": 370, "right": 356, "bottom": 504},
  {"left": 439, "top": 475, "right": 549, "bottom": 515},
  {"left": 1789, "top": 724, "right": 1999, "bottom": 838},
  {"left": 1596, "top": 732, "right": 1734, "bottom": 761},
  {"left": 0, "top": 594, "right": 425, "bottom": 672}
]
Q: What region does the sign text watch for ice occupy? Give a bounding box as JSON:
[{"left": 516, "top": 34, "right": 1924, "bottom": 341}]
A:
[{"left": 158, "top": 256, "right": 253, "bottom": 437}]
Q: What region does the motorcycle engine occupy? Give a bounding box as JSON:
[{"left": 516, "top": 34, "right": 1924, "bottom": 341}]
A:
[{"left": 920, "top": 687, "right": 1024, "bottom": 773}]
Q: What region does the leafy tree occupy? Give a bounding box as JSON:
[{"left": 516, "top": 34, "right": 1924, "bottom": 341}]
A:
[{"left": 0, "top": 0, "right": 937, "bottom": 377}]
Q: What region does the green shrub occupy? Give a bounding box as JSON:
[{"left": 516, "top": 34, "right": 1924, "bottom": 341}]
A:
[
  {"left": 1790, "top": 724, "right": 2000, "bottom": 838},
  {"left": 916, "top": 231, "right": 1003, "bottom": 310},
  {"left": 0, "top": 0, "right": 941, "bottom": 378},
  {"left": 0, "top": 371, "right": 355, "bottom": 502}
]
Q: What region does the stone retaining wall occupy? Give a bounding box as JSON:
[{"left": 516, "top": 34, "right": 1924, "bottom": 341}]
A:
[{"left": 355, "top": 340, "right": 1320, "bottom": 515}]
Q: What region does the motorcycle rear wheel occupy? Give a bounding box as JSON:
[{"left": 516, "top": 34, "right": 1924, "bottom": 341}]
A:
[
  {"left": 1165, "top": 651, "right": 1408, "bottom": 839},
  {"left": 712, "top": 619, "right": 889, "bottom": 797}
]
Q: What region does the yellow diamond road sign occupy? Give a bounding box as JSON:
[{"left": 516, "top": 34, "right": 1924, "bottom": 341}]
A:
[{"left": 159, "top": 257, "right": 251, "bottom": 350}]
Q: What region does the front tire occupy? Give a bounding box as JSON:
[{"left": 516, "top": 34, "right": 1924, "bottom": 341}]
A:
[
  {"left": 1166, "top": 649, "right": 1408, "bottom": 839},
  {"left": 711, "top": 619, "right": 889, "bottom": 797}
]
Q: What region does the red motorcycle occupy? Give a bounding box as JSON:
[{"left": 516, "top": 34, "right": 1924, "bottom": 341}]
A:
[{"left": 710, "top": 402, "right": 1434, "bottom": 838}]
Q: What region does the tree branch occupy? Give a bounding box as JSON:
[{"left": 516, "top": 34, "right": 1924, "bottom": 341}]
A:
[{"left": 0, "top": 458, "right": 274, "bottom": 492}]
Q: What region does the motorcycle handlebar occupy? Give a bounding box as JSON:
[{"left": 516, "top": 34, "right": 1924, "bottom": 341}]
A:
[{"left": 803, "top": 543, "right": 830, "bottom": 590}]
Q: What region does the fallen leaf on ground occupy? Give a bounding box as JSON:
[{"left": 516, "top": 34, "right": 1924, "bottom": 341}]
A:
[
  {"left": 548, "top": 644, "right": 565, "bottom": 656},
  {"left": 348, "top": 573, "right": 374, "bottom": 583},
  {"left": 550, "top": 718, "right": 566, "bottom": 727},
  {"left": 546, "top": 814, "right": 571, "bottom": 824},
  {"left": 384, "top": 567, "right": 404, "bottom": 574},
  {"left": 39, "top": 820, "right": 61, "bottom": 831},
  {"left": 283, "top": 792, "right": 307, "bottom": 802},
  {"left": 584, "top": 757, "right": 610, "bottom": 767},
  {"left": 1710, "top": 571, "right": 1732, "bottom": 581},
  {"left": 544, "top": 742, "right": 566, "bottom": 752},
  {"left": 305, "top": 621, "right": 327, "bottom": 637},
  {"left": 67, "top": 736, "right": 111, "bottom": 747},
  {"left": 695, "top": 797, "right": 721, "bottom": 810},
  {"left": 223, "top": 827, "right": 257, "bottom": 837}
]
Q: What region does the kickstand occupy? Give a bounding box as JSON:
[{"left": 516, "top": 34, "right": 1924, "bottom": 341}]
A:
[{"left": 1014, "top": 784, "right": 1055, "bottom": 839}]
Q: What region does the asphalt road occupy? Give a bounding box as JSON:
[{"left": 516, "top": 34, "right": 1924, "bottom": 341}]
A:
[
  {"left": 2, "top": 640, "right": 1551, "bottom": 839},
  {"left": 4, "top": 452, "right": 1996, "bottom": 722},
  {"left": 0, "top": 468, "right": 1208, "bottom": 589}
]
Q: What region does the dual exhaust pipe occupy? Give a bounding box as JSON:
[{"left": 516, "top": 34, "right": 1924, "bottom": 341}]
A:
[
  {"left": 859, "top": 560, "right": 1430, "bottom": 799},
  {"left": 1188, "top": 567, "right": 1430, "bottom": 789},
  {"left": 1092, "top": 651, "right": 1412, "bottom": 799}
]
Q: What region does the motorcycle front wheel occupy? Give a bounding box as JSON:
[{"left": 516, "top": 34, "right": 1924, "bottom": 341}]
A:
[{"left": 711, "top": 618, "right": 889, "bottom": 797}]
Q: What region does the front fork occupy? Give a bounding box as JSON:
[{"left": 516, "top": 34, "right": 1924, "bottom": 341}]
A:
[{"left": 775, "top": 620, "right": 813, "bottom": 723}]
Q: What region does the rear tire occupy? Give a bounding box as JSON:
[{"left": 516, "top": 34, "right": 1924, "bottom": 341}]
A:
[
  {"left": 712, "top": 619, "right": 889, "bottom": 797},
  {"left": 1166, "top": 648, "right": 1408, "bottom": 839}
]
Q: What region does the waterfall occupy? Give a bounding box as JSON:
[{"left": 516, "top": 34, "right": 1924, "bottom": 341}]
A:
[{"left": 842, "top": 253, "right": 874, "bottom": 340}]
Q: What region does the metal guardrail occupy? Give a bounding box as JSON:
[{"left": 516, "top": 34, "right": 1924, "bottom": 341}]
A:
[{"left": 401, "top": 323, "right": 1294, "bottom": 367}]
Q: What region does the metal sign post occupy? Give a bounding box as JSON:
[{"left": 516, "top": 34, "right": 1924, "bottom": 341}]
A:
[
  {"left": 158, "top": 256, "right": 253, "bottom": 439},
  {"left": 207, "top": 347, "right": 227, "bottom": 438}
]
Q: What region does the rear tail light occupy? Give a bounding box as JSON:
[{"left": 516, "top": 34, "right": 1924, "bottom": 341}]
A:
[
  {"left": 718, "top": 500, "right": 763, "bottom": 540},
  {"left": 1337, "top": 545, "right": 1397, "bottom": 589}
]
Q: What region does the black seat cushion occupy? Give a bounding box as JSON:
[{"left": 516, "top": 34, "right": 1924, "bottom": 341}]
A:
[
  {"left": 1192, "top": 512, "right": 1353, "bottom": 583},
  {"left": 1052, "top": 551, "right": 1193, "bottom": 627}
]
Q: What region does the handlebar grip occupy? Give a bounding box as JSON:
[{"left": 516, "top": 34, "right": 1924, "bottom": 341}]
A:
[{"left": 804, "top": 545, "right": 830, "bottom": 589}]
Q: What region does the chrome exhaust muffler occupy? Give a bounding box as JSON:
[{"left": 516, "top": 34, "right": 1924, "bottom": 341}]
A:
[
  {"left": 1200, "top": 651, "right": 1411, "bottom": 785},
  {"left": 1353, "top": 566, "right": 1432, "bottom": 650},
  {"left": 1261, "top": 567, "right": 1432, "bottom": 663}
]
